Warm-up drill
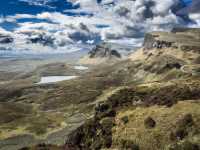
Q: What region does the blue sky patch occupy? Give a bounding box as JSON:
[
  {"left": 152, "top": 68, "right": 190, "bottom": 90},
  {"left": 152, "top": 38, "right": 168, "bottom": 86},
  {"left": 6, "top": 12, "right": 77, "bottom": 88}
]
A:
[
  {"left": 182, "top": 0, "right": 192, "bottom": 5},
  {"left": 63, "top": 11, "right": 93, "bottom": 17},
  {"left": 0, "top": 0, "right": 79, "bottom": 16},
  {"left": 0, "top": 21, "right": 19, "bottom": 31},
  {"left": 96, "top": 24, "right": 110, "bottom": 28},
  {"left": 0, "top": 0, "right": 198, "bottom": 55}
]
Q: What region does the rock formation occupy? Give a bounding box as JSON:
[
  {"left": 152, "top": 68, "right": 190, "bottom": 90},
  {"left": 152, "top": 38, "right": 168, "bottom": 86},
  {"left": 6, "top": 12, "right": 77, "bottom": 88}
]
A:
[
  {"left": 143, "top": 28, "right": 200, "bottom": 51},
  {"left": 88, "top": 43, "right": 121, "bottom": 59},
  {"left": 79, "top": 42, "right": 122, "bottom": 65}
]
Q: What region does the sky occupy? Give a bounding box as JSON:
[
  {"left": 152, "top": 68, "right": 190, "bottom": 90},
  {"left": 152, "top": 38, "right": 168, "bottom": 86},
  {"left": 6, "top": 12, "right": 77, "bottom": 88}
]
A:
[
  {"left": 182, "top": 0, "right": 192, "bottom": 4},
  {"left": 0, "top": 0, "right": 199, "bottom": 55}
]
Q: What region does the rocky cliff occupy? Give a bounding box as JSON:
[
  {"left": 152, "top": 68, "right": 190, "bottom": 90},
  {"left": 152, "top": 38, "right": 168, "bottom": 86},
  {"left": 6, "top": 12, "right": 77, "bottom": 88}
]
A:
[{"left": 143, "top": 28, "right": 200, "bottom": 51}]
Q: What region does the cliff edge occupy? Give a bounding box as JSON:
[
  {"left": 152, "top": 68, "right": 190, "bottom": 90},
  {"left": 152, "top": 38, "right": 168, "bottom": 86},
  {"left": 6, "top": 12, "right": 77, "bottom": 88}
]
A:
[{"left": 143, "top": 28, "right": 200, "bottom": 51}]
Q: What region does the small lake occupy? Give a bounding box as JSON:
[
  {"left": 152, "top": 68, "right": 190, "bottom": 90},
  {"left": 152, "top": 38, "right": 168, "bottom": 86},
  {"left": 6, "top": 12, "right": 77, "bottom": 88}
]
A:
[
  {"left": 37, "top": 76, "right": 78, "bottom": 84},
  {"left": 74, "top": 65, "right": 89, "bottom": 70}
]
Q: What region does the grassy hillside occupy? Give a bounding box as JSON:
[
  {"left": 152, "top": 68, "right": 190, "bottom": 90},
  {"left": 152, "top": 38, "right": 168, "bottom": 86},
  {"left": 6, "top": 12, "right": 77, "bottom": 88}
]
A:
[
  {"left": 1, "top": 28, "right": 200, "bottom": 150},
  {"left": 64, "top": 29, "right": 200, "bottom": 150}
]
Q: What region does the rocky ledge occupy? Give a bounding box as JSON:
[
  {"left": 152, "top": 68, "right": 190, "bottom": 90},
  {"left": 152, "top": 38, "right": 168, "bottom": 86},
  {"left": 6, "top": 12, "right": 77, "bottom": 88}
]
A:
[{"left": 143, "top": 28, "right": 200, "bottom": 51}]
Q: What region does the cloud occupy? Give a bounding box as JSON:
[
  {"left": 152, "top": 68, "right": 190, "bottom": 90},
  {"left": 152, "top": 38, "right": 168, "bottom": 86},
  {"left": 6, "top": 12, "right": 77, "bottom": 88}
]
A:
[
  {"left": 152, "top": 0, "right": 179, "bottom": 15},
  {"left": 182, "top": 0, "right": 200, "bottom": 26},
  {"left": 189, "top": 13, "right": 200, "bottom": 26},
  {"left": 0, "top": 0, "right": 199, "bottom": 54},
  {"left": 98, "top": 0, "right": 183, "bottom": 39},
  {"left": 19, "top": 0, "right": 55, "bottom": 8},
  {"left": 0, "top": 27, "right": 12, "bottom": 34}
]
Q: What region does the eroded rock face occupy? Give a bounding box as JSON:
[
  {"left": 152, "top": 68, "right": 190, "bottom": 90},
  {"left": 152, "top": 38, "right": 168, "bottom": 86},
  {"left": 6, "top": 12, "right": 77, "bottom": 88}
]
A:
[
  {"left": 143, "top": 28, "right": 200, "bottom": 51},
  {"left": 79, "top": 42, "right": 122, "bottom": 65},
  {"left": 143, "top": 33, "right": 156, "bottom": 50},
  {"left": 0, "top": 34, "right": 14, "bottom": 44},
  {"left": 89, "top": 43, "right": 121, "bottom": 59},
  {"left": 143, "top": 33, "right": 173, "bottom": 50}
]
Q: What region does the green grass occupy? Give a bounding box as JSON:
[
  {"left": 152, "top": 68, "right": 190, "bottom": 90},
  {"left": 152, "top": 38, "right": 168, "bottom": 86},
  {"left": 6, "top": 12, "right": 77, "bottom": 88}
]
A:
[
  {"left": 112, "top": 101, "right": 200, "bottom": 150},
  {"left": 1, "top": 41, "right": 200, "bottom": 149}
]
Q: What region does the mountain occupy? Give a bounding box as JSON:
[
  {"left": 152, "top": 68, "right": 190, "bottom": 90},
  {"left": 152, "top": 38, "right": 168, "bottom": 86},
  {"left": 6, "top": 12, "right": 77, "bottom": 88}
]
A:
[
  {"left": 79, "top": 42, "right": 122, "bottom": 65},
  {"left": 0, "top": 27, "right": 200, "bottom": 150},
  {"left": 65, "top": 27, "right": 200, "bottom": 150},
  {"left": 88, "top": 43, "right": 121, "bottom": 59},
  {"left": 1, "top": 1, "right": 200, "bottom": 149}
]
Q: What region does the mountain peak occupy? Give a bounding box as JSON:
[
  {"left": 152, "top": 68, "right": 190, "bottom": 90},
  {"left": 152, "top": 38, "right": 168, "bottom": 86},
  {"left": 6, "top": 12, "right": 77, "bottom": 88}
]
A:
[
  {"left": 88, "top": 43, "right": 121, "bottom": 59},
  {"left": 79, "top": 42, "right": 122, "bottom": 65}
]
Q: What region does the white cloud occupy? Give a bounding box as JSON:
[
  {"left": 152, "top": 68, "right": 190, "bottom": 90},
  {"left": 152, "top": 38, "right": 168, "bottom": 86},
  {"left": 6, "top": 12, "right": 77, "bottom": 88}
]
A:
[
  {"left": 189, "top": 13, "right": 200, "bottom": 26},
  {"left": 152, "top": 0, "right": 178, "bottom": 15},
  {"left": 0, "top": 27, "right": 12, "bottom": 35},
  {"left": 1, "top": 0, "right": 199, "bottom": 54}
]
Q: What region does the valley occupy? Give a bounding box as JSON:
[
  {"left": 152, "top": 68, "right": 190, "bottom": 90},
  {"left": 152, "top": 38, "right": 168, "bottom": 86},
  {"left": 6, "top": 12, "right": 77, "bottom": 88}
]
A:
[{"left": 0, "top": 28, "right": 200, "bottom": 150}]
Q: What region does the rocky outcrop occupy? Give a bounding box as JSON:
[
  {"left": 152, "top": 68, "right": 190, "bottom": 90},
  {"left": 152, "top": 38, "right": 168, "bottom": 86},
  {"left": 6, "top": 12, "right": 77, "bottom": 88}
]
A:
[
  {"left": 0, "top": 34, "right": 14, "bottom": 44},
  {"left": 143, "top": 28, "right": 200, "bottom": 51},
  {"left": 89, "top": 43, "right": 121, "bottom": 59},
  {"left": 79, "top": 42, "right": 122, "bottom": 65},
  {"left": 143, "top": 33, "right": 173, "bottom": 50}
]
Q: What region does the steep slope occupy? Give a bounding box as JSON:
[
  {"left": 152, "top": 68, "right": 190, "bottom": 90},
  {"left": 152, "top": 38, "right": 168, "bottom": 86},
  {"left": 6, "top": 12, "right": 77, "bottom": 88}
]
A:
[{"left": 65, "top": 28, "right": 200, "bottom": 150}]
